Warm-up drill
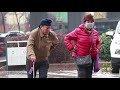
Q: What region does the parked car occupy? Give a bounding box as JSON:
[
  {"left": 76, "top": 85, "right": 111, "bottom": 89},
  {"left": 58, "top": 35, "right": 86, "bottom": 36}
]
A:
[
  {"left": 0, "top": 36, "right": 6, "bottom": 57},
  {"left": 106, "top": 21, "right": 120, "bottom": 73},
  {"left": 25, "top": 31, "right": 30, "bottom": 35},
  {"left": 0, "top": 30, "right": 25, "bottom": 37},
  {"left": 0, "top": 36, "right": 6, "bottom": 42},
  {"left": 0, "top": 42, "right": 5, "bottom": 56},
  {"left": 8, "top": 30, "right": 25, "bottom": 34}
]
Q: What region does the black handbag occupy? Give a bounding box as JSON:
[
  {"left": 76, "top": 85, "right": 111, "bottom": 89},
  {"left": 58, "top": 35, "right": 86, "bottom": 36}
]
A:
[
  {"left": 76, "top": 55, "right": 92, "bottom": 66},
  {"left": 75, "top": 32, "right": 93, "bottom": 66}
]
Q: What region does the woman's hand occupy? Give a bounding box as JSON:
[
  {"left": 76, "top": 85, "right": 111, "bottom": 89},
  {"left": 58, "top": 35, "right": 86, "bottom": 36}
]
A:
[{"left": 71, "top": 46, "right": 76, "bottom": 52}]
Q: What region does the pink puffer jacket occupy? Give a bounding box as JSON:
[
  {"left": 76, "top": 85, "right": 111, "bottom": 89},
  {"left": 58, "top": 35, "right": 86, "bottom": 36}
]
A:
[{"left": 64, "top": 24, "right": 100, "bottom": 60}]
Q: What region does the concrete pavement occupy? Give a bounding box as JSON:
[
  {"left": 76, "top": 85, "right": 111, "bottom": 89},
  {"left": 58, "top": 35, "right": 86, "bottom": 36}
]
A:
[
  {"left": 0, "top": 56, "right": 119, "bottom": 78},
  {"left": 0, "top": 70, "right": 119, "bottom": 78}
]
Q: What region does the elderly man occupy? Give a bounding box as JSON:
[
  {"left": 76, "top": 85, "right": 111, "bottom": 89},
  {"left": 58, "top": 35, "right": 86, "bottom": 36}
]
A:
[{"left": 26, "top": 18, "right": 59, "bottom": 78}]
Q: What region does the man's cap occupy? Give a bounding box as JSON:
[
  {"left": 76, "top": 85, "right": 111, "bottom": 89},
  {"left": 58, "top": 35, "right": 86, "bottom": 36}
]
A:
[{"left": 39, "top": 18, "right": 52, "bottom": 26}]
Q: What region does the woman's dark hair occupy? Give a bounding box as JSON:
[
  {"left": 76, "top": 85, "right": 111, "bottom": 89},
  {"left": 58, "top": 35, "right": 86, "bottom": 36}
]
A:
[{"left": 83, "top": 14, "right": 94, "bottom": 23}]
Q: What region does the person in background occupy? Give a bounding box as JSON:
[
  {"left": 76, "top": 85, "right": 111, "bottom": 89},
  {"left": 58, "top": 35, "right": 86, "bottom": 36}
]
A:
[
  {"left": 64, "top": 14, "right": 100, "bottom": 78},
  {"left": 26, "top": 18, "right": 59, "bottom": 78}
]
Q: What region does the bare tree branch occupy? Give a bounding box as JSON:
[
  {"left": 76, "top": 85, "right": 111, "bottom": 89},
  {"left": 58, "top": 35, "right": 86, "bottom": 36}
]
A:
[
  {"left": 18, "top": 12, "right": 24, "bottom": 22},
  {"left": 14, "top": 12, "right": 25, "bottom": 33},
  {"left": 15, "top": 12, "right": 20, "bottom": 33}
]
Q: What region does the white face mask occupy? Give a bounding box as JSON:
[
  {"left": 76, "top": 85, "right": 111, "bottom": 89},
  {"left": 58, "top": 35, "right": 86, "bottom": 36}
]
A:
[{"left": 84, "top": 22, "right": 94, "bottom": 29}]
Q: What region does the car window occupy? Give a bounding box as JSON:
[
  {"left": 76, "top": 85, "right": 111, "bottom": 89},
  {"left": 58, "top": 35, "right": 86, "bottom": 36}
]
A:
[
  {"left": 0, "top": 44, "right": 4, "bottom": 47},
  {"left": 9, "top": 33, "right": 17, "bottom": 37},
  {"left": 0, "top": 37, "right": 5, "bottom": 42}
]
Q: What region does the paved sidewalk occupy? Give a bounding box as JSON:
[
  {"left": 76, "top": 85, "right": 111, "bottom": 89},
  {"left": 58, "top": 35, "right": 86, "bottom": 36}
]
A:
[
  {"left": 0, "top": 60, "right": 119, "bottom": 78},
  {"left": 0, "top": 70, "right": 119, "bottom": 78},
  {"left": 48, "top": 70, "right": 119, "bottom": 78}
]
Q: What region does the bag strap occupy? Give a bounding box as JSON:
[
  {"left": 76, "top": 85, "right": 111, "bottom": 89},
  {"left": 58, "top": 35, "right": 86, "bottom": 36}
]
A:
[
  {"left": 78, "top": 27, "right": 94, "bottom": 55},
  {"left": 89, "top": 31, "right": 94, "bottom": 54}
]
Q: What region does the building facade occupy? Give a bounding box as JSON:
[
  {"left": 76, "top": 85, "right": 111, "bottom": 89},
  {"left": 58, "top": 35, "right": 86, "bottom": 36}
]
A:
[{"left": 30, "top": 12, "right": 120, "bottom": 35}]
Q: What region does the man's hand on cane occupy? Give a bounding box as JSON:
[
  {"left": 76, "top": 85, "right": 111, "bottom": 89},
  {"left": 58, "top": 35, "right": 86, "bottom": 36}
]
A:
[{"left": 30, "top": 55, "right": 36, "bottom": 62}]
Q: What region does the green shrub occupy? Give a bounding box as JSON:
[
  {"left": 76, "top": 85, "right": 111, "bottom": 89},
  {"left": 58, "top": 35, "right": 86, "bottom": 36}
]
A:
[{"left": 99, "top": 33, "right": 112, "bottom": 61}]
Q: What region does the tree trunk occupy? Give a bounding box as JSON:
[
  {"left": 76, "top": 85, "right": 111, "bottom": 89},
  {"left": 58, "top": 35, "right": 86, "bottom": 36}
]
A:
[
  {"left": 1, "top": 12, "right": 6, "bottom": 33},
  {"left": 15, "top": 12, "right": 20, "bottom": 33}
]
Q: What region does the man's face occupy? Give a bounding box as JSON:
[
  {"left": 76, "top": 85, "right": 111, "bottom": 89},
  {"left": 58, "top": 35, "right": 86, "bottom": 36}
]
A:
[{"left": 41, "top": 25, "right": 51, "bottom": 35}]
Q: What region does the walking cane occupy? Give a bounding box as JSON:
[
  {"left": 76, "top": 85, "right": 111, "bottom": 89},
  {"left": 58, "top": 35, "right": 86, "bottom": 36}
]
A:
[
  {"left": 33, "top": 61, "right": 35, "bottom": 78},
  {"left": 29, "top": 60, "right": 35, "bottom": 78}
]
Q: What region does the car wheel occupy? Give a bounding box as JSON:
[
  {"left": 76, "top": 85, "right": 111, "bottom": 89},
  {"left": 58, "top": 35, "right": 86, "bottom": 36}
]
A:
[{"left": 111, "top": 63, "right": 120, "bottom": 73}]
